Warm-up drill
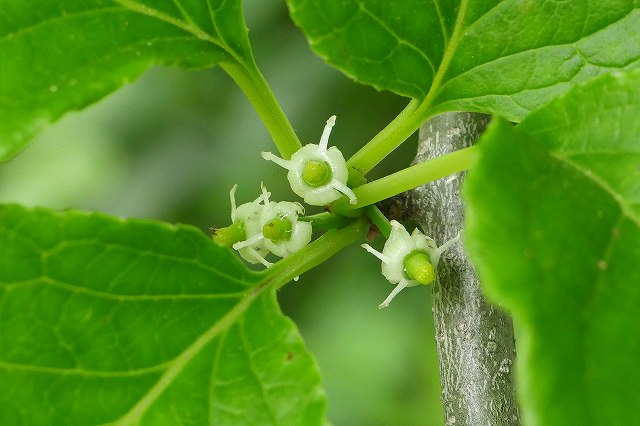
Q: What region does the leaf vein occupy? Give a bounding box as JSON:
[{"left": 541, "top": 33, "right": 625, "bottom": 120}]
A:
[
  {"left": 0, "top": 7, "right": 126, "bottom": 43},
  {"left": 36, "top": 277, "right": 245, "bottom": 301},
  {"left": 0, "top": 359, "right": 168, "bottom": 377},
  {"left": 355, "top": 1, "right": 436, "bottom": 75},
  {"left": 107, "top": 279, "right": 272, "bottom": 425},
  {"left": 240, "top": 315, "right": 278, "bottom": 424},
  {"left": 432, "top": 0, "right": 449, "bottom": 45},
  {"left": 553, "top": 154, "right": 640, "bottom": 226}
]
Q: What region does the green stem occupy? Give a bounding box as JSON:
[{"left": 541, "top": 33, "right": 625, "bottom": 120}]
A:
[
  {"left": 365, "top": 205, "right": 391, "bottom": 239},
  {"left": 299, "top": 212, "right": 352, "bottom": 230},
  {"left": 266, "top": 216, "right": 369, "bottom": 289},
  {"left": 221, "top": 61, "right": 302, "bottom": 159},
  {"left": 345, "top": 0, "right": 471, "bottom": 179},
  {"left": 340, "top": 145, "right": 479, "bottom": 210},
  {"left": 347, "top": 99, "right": 422, "bottom": 180}
]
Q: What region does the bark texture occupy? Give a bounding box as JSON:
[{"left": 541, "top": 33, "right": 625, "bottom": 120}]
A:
[{"left": 409, "top": 112, "right": 520, "bottom": 426}]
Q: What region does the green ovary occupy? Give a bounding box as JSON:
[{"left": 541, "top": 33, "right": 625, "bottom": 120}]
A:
[
  {"left": 302, "top": 160, "right": 332, "bottom": 187},
  {"left": 403, "top": 250, "right": 435, "bottom": 285},
  {"left": 263, "top": 216, "right": 293, "bottom": 242}
]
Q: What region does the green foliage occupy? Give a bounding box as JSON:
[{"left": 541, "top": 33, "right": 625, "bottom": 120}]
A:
[
  {"left": 288, "top": 0, "right": 640, "bottom": 120},
  {"left": 1, "top": 0, "right": 639, "bottom": 424},
  {"left": 0, "top": 204, "right": 326, "bottom": 425},
  {"left": 465, "top": 70, "right": 640, "bottom": 425},
  {"left": 0, "top": 0, "right": 301, "bottom": 163}
]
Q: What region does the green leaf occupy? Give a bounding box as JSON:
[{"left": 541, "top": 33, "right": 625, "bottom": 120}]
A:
[
  {"left": 287, "top": 0, "right": 640, "bottom": 121},
  {"left": 464, "top": 70, "right": 640, "bottom": 425},
  {"left": 0, "top": 0, "right": 253, "bottom": 162},
  {"left": 286, "top": 0, "right": 451, "bottom": 100},
  {"left": 0, "top": 204, "right": 326, "bottom": 425}
]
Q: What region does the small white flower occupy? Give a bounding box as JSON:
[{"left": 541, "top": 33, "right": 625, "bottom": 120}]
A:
[
  {"left": 231, "top": 185, "right": 312, "bottom": 267},
  {"left": 228, "top": 184, "right": 272, "bottom": 267},
  {"left": 262, "top": 115, "right": 357, "bottom": 206},
  {"left": 362, "top": 220, "right": 459, "bottom": 308},
  {"left": 258, "top": 192, "right": 312, "bottom": 258}
]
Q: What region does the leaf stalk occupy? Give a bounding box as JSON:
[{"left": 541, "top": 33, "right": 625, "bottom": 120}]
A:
[
  {"left": 221, "top": 61, "right": 302, "bottom": 159},
  {"left": 339, "top": 145, "right": 478, "bottom": 210}
]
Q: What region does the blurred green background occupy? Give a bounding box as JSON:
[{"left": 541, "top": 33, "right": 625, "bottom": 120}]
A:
[{"left": 0, "top": 2, "right": 443, "bottom": 425}]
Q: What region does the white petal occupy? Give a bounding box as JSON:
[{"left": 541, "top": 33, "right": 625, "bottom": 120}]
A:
[
  {"left": 238, "top": 246, "right": 272, "bottom": 267},
  {"left": 325, "top": 146, "right": 348, "bottom": 182},
  {"left": 301, "top": 185, "right": 341, "bottom": 206},
  {"left": 319, "top": 115, "right": 336, "bottom": 151},
  {"left": 380, "top": 221, "right": 415, "bottom": 283},
  {"left": 229, "top": 184, "right": 238, "bottom": 222},
  {"left": 262, "top": 151, "right": 294, "bottom": 170},
  {"left": 330, "top": 179, "right": 357, "bottom": 204},
  {"left": 379, "top": 278, "right": 411, "bottom": 309},
  {"left": 431, "top": 232, "right": 460, "bottom": 267},
  {"left": 361, "top": 244, "right": 391, "bottom": 264},
  {"left": 232, "top": 232, "right": 264, "bottom": 250}
]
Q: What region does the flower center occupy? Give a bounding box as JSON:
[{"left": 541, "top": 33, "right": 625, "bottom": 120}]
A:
[
  {"left": 403, "top": 250, "right": 435, "bottom": 285},
  {"left": 262, "top": 216, "right": 293, "bottom": 242},
  {"left": 302, "top": 160, "right": 332, "bottom": 187}
]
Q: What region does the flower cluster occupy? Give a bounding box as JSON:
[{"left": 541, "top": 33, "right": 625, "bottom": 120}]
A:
[
  {"left": 213, "top": 115, "right": 459, "bottom": 308},
  {"left": 215, "top": 116, "right": 455, "bottom": 307},
  {"left": 362, "top": 220, "right": 459, "bottom": 308},
  {"left": 213, "top": 184, "right": 312, "bottom": 267},
  {"left": 214, "top": 115, "right": 359, "bottom": 271}
]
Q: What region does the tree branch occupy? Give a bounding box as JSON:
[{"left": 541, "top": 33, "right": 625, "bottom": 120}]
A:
[{"left": 409, "top": 112, "right": 520, "bottom": 426}]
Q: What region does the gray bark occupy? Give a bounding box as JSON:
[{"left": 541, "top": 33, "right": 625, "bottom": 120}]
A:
[{"left": 409, "top": 112, "right": 520, "bottom": 426}]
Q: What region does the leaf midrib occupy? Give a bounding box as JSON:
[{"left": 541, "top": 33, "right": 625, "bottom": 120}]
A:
[
  {"left": 416, "top": 0, "right": 469, "bottom": 114},
  {"left": 113, "top": 0, "right": 247, "bottom": 67},
  {"left": 107, "top": 278, "right": 273, "bottom": 426},
  {"left": 553, "top": 153, "right": 640, "bottom": 226},
  {"left": 0, "top": 0, "right": 251, "bottom": 69},
  {"left": 422, "top": 4, "right": 638, "bottom": 118}
]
